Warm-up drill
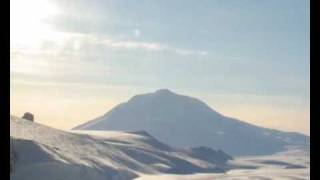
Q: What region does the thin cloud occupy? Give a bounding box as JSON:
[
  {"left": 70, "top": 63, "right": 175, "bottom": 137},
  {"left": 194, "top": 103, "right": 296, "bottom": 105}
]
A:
[
  {"left": 100, "top": 37, "right": 208, "bottom": 56},
  {"left": 102, "top": 38, "right": 163, "bottom": 51}
]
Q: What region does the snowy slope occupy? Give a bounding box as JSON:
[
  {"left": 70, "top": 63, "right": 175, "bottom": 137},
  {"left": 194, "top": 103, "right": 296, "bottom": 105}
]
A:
[
  {"left": 10, "top": 116, "right": 232, "bottom": 180},
  {"left": 137, "top": 149, "right": 310, "bottom": 180},
  {"left": 73, "top": 89, "right": 310, "bottom": 156}
]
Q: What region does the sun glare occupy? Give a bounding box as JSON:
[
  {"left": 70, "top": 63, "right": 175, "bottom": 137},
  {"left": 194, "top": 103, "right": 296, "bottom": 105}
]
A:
[{"left": 10, "top": 0, "right": 60, "bottom": 49}]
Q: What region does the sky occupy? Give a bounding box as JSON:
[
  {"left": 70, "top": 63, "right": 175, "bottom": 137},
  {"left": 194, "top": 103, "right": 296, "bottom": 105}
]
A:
[{"left": 10, "top": 0, "right": 310, "bottom": 135}]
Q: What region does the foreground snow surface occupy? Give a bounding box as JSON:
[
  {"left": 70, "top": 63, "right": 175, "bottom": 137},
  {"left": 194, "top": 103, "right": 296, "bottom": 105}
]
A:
[
  {"left": 10, "top": 116, "right": 228, "bottom": 180},
  {"left": 10, "top": 116, "right": 309, "bottom": 180},
  {"left": 137, "top": 150, "right": 310, "bottom": 180}
]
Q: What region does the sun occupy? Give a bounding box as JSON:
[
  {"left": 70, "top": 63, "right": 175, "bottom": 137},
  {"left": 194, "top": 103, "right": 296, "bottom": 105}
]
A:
[{"left": 10, "top": 0, "right": 60, "bottom": 49}]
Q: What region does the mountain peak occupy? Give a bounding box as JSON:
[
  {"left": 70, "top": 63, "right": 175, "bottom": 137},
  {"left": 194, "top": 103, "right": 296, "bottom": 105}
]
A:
[
  {"left": 73, "top": 90, "right": 310, "bottom": 156},
  {"left": 154, "top": 89, "right": 174, "bottom": 94}
]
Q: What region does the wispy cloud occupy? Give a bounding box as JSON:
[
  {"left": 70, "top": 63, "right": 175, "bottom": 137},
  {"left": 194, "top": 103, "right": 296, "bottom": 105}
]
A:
[
  {"left": 100, "top": 37, "right": 208, "bottom": 56},
  {"left": 102, "top": 38, "right": 163, "bottom": 51}
]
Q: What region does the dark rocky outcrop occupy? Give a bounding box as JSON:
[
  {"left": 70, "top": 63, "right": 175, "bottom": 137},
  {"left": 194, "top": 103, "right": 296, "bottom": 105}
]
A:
[
  {"left": 22, "top": 112, "right": 34, "bottom": 122},
  {"left": 188, "top": 146, "right": 233, "bottom": 165}
]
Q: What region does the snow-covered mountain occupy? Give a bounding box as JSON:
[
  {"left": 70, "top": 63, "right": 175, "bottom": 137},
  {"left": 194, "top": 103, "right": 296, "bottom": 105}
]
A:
[
  {"left": 73, "top": 89, "right": 309, "bottom": 156},
  {"left": 10, "top": 116, "right": 233, "bottom": 180}
]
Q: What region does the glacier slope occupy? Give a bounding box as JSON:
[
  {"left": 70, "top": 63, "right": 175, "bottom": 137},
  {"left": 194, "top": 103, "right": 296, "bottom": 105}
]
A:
[{"left": 10, "top": 116, "right": 232, "bottom": 180}]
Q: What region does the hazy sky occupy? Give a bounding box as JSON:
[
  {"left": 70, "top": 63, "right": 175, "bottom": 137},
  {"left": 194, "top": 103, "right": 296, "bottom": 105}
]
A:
[{"left": 10, "top": 0, "right": 310, "bottom": 135}]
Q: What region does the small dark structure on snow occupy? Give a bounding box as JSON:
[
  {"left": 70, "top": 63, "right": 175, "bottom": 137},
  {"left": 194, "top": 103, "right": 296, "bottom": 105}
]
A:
[{"left": 22, "top": 112, "right": 34, "bottom": 122}]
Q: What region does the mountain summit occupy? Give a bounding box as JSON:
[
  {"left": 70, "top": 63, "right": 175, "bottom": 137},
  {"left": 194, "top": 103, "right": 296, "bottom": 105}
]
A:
[
  {"left": 155, "top": 88, "right": 174, "bottom": 94},
  {"left": 73, "top": 89, "right": 309, "bottom": 156}
]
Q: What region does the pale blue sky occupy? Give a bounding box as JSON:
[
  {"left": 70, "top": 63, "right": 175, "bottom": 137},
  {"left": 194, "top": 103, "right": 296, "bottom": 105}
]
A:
[{"left": 11, "top": 0, "right": 310, "bottom": 134}]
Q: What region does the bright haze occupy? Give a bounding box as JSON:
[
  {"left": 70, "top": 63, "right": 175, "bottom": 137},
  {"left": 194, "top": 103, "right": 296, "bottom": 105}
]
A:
[{"left": 10, "top": 0, "right": 310, "bottom": 135}]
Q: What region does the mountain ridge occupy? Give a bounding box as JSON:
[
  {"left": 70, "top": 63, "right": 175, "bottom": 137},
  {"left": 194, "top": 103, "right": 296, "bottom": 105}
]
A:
[{"left": 73, "top": 89, "right": 309, "bottom": 156}]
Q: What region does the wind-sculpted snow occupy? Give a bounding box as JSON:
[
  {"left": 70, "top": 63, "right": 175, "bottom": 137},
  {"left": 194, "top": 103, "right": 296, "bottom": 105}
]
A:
[
  {"left": 136, "top": 149, "right": 310, "bottom": 180},
  {"left": 10, "top": 116, "right": 232, "bottom": 180},
  {"left": 74, "top": 89, "right": 310, "bottom": 156}
]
